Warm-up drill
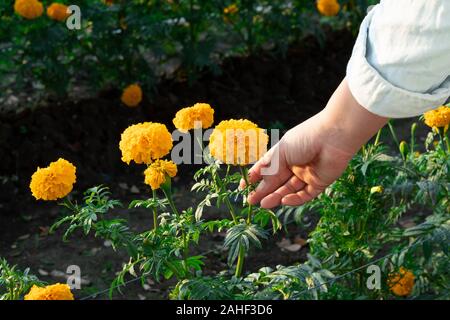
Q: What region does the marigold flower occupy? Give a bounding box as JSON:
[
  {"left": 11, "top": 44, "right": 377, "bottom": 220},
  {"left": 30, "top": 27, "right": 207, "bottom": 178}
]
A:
[
  {"left": 388, "top": 267, "right": 415, "bottom": 297},
  {"left": 14, "top": 0, "right": 44, "bottom": 20},
  {"left": 119, "top": 122, "right": 173, "bottom": 165},
  {"left": 223, "top": 4, "right": 238, "bottom": 15},
  {"left": 223, "top": 4, "right": 238, "bottom": 23},
  {"left": 144, "top": 159, "right": 177, "bottom": 190},
  {"left": 423, "top": 106, "right": 450, "bottom": 128},
  {"left": 30, "top": 158, "right": 77, "bottom": 201},
  {"left": 316, "top": 0, "right": 340, "bottom": 17},
  {"left": 25, "top": 283, "right": 74, "bottom": 300},
  {"left": 173, "top": 103, "right": 214, "bottom": 132},
  {"left": 370, "top": 186, "right": 383, "bottom": 194},
  {"left": 121, "top": 84, "right": 143, "bottom": 107},
  {"left": 209, "top": 119, "right": 268, "bottom": 166},
  {"left": 47, "top": 3, "right": 70, "bottom": 21}
]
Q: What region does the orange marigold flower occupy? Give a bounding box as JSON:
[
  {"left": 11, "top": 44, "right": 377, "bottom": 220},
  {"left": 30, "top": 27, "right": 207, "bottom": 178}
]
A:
[
  {"left": 223, "top": 4, "right": 238, "bottom": 15},
  {"left": 25, "top": 283, "right": 74, "bottom": 300},
  {"left": 119, "top": 122, "right": 173, "bottom": 165},
  {"left": 317, "top": 0, "right": 340, "bottom": 17},
  {"left": 121, "top": 84, "right": 143, "bottom": 107},
  {"left": 223, "top": 4, "right": 238, "bottom": 23},
  {"left": 47, "top": 3, "right": 70, "bottom": 22},
  {"left": 209, "top": 119, "right": 268, "bottom": 166},
  {"left": 144, "top": 159, "right": 177, "bottom": 190},
  {"left": 388, "top": 267, "right": 415, "bottom": 297},
  {"left": 30, "top": 158, "right": 77, "bottom": 201},
  {"left": 423, "top": 106, "right": 450, "bottom": 128},
  {"left": 14, "top": 0, "right": 44, "bottom": 20},
  {"left": 173, "top": 103, "right": 215, "bottom": 132}
]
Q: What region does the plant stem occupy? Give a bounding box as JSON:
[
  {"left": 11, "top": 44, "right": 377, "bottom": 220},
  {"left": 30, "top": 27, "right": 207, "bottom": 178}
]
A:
[
  {"left": 235, "top": 244, "right": 245, "bottom": 278},
  {"left": 163, "top": 189, "right": 180, "bottom": 216},
  {"left": 225, "top": 197, "right": 238, "bottom": 222},
  {"left": 162, "top": 186, "right": 190, "bottom": 276},
  {"left": 446, "top": 137, "right": 450, "bottom": 153},
  {"left": 439, "top": 127, "right": 450, "bottom": 153},
  {"left": 181, "top": 231, "right": 191, "bottom": 278},
  {"left": 374, "top": 128, "right": 382, "bottom": 146},
  {"left": 213, "top": 166, "right": 238, "bottom": 223},
  {"left": 239, "top": 166, "right": 253, "bottom": 224},
  {"left": 152, "top": 190, "right": 158, "bottom": 230},
  {"left": 387, "top": 120, "right": 400, "bottom": 146}
]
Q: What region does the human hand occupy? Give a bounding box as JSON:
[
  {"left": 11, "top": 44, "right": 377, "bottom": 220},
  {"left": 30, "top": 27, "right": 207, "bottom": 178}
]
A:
[{"left": 241, "top": 79, "right": 388, "bottom": 208}]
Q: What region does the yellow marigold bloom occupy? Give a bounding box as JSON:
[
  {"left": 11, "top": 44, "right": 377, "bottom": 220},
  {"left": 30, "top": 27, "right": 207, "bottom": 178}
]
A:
[
  {"left": 47, "top": 3, "right": 69, "bottom": 21},
  {"left": 317, "top": 0, "right": 340, "bottom": 17},
  {"left": 370, "top": 186, "right": 383, "bottom": 194},
  {"left": 223, "top": 4, "right": 238, "bottom": 23},
  {"left": 144, "top": 159, "right": 177, "bottom": 190},
  {"left": 30, "top": 158, "right": 77, "bottom": 201},
  {"left": 209, "top": 119, "right": 268, "bottom": 166},
  {"left": 14, "top": 0, "right": 44, "bottom": 20},
  {"left": 388, "top": 267, "right": 415, "bottom": 297},
  {"left": 121, "top": 84, "right": 143, "bottom": 107},
  {"left": 25, "top": 283, "right": 74, "bottom": 300},
  {"left": 224, "top": 4, "right": 238, "bottom": 15},
  {"left": 423, "top": 106, "right": 450, "bottom": 128},
  {"left": 173, "top": 103, "right": 215, "bottom": 132},
  {"left": 119, "top": 122, "right": 173, "bottom": 165}
]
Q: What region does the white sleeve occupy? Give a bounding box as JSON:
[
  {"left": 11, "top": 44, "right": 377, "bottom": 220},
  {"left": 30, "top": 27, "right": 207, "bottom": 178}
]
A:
[{"left": 346, "top": 0, "right": 450, "bottom": 118}]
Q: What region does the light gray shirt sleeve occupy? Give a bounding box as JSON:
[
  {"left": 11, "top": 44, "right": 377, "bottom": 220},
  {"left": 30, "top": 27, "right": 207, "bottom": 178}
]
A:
[{"left": 346, "top": 0, "right": 450, "bottom": 118}]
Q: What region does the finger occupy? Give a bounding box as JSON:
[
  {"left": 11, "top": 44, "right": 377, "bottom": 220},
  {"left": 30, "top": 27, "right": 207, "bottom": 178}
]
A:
[
  {"left": 260, "top": 176, "right": 306, "bottom": 209},
  {"left": 247, "top": 168, "right": 291, "bottom": 205},
  {"left": 239, "top": 144, "right": 280, "bottom": 189},
  {"left": 239, "top": 160, "right": 264, "bottom": 190},
  {"left": 247, "top": 143, "right": 281, "bottom": 184},
  {"left": 281, "top": 185, "right": 322, "bottom": 206}
]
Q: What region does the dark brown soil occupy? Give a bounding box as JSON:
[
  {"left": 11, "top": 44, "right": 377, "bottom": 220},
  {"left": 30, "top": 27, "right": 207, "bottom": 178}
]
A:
[{"left": 0, "top": 30, "right": 355, "bottom": 299}]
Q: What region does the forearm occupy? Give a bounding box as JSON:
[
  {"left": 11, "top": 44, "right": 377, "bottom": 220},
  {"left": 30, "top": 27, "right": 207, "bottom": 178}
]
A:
[{"left": 318, "top": 78, "right": 388, "bottom": 155}]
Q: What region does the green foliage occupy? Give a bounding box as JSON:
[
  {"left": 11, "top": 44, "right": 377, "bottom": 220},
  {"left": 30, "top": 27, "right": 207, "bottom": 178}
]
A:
[
  {"left": 0, "top": 259, "right": 43, "bottom": 300},
  {"left": 50, "top": 185, "right": 123, "bottom": 241},
  {"left": 224, "top": 223, "right": 267, "bottom": 265}
]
